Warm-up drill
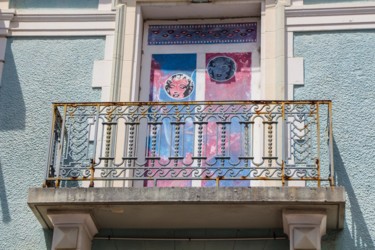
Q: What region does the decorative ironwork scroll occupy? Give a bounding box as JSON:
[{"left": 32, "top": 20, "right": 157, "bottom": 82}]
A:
[{"left": 45, "top": 101, "right": 334, "bottom": 188}]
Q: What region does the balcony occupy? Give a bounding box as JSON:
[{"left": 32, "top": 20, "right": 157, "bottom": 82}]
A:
[{"left": 28, "top": 101, "right": 345, "bottom": 235}]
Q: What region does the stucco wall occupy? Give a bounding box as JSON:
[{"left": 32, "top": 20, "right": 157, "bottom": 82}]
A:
[
  {"left": 294, "top": 30, "right": 375, "bottom": 249},
  {"left": 0, "top": 37, "right": 104, "bottom": 249},
  {"left": 9, "top": 0, "right": 99, "bottom": 9}
]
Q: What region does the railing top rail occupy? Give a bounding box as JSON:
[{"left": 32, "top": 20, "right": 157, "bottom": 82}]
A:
[
  {"left": 46, "top": 99, "right": 334, "bottom": 188},
  {"left": 52, "top": 100, "right": 332, "bottom": 107}
]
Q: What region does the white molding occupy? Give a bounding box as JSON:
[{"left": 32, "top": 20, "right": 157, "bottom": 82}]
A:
[
  {"left": 285, "top": 3, "right": 375, "bottom": 100},
  {"left": 110, "top": 4, "right": 126, "bottom": 101},
  {"left": 0, "top": 10, "right": 14, "bottom": 87},
  {"left": 287, "top": 57, "right": 304, "bottom": 85},
  {"left": 286, "top": 3, "right": 375, "bottom": 31},
  {"left": 48, "top": 212, "right": 98, "bottom": 250},
  {"left": 283, "top": 210, "right": 327, "bottom": 250},
  {"left": 8, "top": 11, "right": 116, "bottom": 36},
  {"left": 99, "top": 0, "right": 113, "bottom": 10},
  {"left": 0, "top": 1, "right": 9, "bottom": 9},
  {"left": 92, "top": 60, "right": 112, "bottom": 88},
  {"left": 290, "top": 0, "right": 303, "bottom": 6},
  {"left": 0, "top": 10, "right": 15, "bottom": 36},
  {"left": 91, "top": 34, "right": 115, "bottom": 102},
  {"left": 92, "top": 59, "right": 112, "bottom": 101}
]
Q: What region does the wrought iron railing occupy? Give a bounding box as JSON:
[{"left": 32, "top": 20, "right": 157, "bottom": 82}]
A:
[{"left": 44, "top": 101, "right": 334, "bottom": 187}]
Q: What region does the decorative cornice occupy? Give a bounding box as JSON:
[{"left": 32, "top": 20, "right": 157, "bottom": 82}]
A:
[
  {"left": 13, "top": 12, "right": 115, "bottom": 22},
  {"left": 286, "top": 4, "right": 375, "bottom": 17},
  {"left": 8, "top": 11, "right": 116, "bottom": 36},
  {"left": 286, "top": 3, "right": 375, "bottom": 31}
]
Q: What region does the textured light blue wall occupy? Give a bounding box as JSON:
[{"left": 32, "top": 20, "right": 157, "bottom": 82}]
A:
[
  {"left": 304, "top": 0, "right": 374, "bottom": 4},
  {"left": 9, "top": 0, "right": 99, "bottom": 9},
  {"left": 0, "top": 37, "right": 104, "bottom": 249},
  {"left": 92, "top": 229, "right": 289, "bottom": 250},
  {"left": 294, "top": 30, "right": 375, "bottom": 249}
]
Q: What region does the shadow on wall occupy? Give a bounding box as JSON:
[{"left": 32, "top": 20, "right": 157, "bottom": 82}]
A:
[
  {"left": 333, "top": 139, "right": 374, "bottom": 250},
  {"left": 0, "top": 39, "right": 26, "bottom": 131},
  {"left": 0, "top": 31, "right": 25, "bottom": 225},
  {"left": 0, "top": 160, "right": 11, "bottom": 223},
  {"left": 43, "top": 229, "right": 52, "bottom": 250}
]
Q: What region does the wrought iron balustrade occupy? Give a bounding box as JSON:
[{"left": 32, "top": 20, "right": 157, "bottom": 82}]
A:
[{"left": 45, "top": 101, "right": 334, "bottom": 187}]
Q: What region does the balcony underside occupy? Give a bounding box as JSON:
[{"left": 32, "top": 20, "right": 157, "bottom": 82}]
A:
[{"left": 28, "top": 187, "right": 345, "bottom": 230}]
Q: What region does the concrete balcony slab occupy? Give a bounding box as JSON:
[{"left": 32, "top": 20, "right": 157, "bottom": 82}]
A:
[{"left": 28, "top": 187, "right": 345, "bottom": 230}]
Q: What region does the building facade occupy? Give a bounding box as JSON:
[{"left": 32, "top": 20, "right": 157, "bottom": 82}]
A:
[{"left": 0, "top": 0, "right": 374, "bottom": 249}]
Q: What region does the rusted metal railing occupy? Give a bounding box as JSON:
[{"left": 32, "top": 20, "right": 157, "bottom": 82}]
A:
[{"left": 44, "top": 101, "right": 334, "bottom": 187}]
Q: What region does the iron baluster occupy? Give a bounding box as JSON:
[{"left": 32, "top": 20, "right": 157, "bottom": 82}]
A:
[
  {"left": 328, "top": 102, "right": 334, "bottom": 186},
  {"left": 281, "top": 102, "right": 286, "bottom": 186},
  {"left": 43, "top": 101, "right": 334, "bottom": 186},
  {"left": 54, "top": 104, "right": 68, "bottom": 188}
]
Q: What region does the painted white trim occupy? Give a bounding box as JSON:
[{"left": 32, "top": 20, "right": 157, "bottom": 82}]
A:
[
  {"left": 9, "top": 11, "right": 116, "bottom": 36},
  {"left": 0, "top": 10, "right": 15, "bottom": 36},
  {"left": 92, "top": 60, "right": 112, "bottom": 86},
  {"left": 92, "top": 35, "right": 115, "bottom": 102},
  {"left": 0, "top": 10, "right": 14, "bottom": 87},
  {"left": 0, "top": 10, "right": 116, "bottom": 94},
  {"left": 0, "top": 9, "right": 116, "bottom": 90},
  {"left": 48, "top": 212, "right": 98, "bottom": 250},
  {"left": 110, "top": 4, "right": 126, "bottom": 101},
  {"left": 99, "top": 0, "right": 113, "bottom": 10},
  {"left": 0, "top": 1, "right": 9, "bottom": 9},
  {"left": 290, "top": 0, "right": 303, "bottom": 6},
  {"left": 283, "top": 210, "right": 327, "bottom": 250},
  {"left": 0, "top": 10, "right": 116, "bottom": 96},
  {"left": 286, "top": 2, "right": 375, "bottom": 100},
  {"left": 288, "top": 57, "right": 304, "bottom": 86},
  {"left": 130, "top": 6, "right": 143, "bottom": 102},
  {"left": 286, "top": 3, "right": 375, "bottom": 31}
]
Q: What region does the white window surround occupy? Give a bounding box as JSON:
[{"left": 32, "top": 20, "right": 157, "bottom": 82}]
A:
[
  {"left": 285, "top": 2, "right": 375, "bottom": 99},
  {"left": 112, "top": 0, "right": 289, "bottom": 103},
  {"left": 8, "top": 12, "right": 115, "bottom": 36},
  {"left": 1, "top": 1, "right": 374, "bottom": 97},
  {"left": 111, "top": 0, "right": 375, "bottom": 103},
  {"left": 0, "top": 9, "right": 15, "bottom": 87},
  {"left": 0, "top": 0, "right": 114, "bottom": 92},
  {"left": 0, "top": 8, "right": 116, "bottom": 99},
  {"left": 0, "top": 0, "right": 112, "bottom": 10},
  {"left": 286, "top": 2, "right": 375, "bottom": 32},
  {"left": 112, "top": 0, "right": 375, "bottom": 103}
]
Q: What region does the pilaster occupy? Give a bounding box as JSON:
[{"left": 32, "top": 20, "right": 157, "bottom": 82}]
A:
[
  {"left": 111, "top": 0, "right": 140, "bottom": 102},
  {"left": 263, "top": 0, "right": 287, "bottom": 100}
]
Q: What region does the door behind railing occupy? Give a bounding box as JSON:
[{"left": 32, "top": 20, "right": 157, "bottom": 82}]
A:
[{"left": 44, "top": 101, "right": 334, "bottom": 188}]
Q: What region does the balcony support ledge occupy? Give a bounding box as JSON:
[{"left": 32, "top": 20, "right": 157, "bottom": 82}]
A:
[
  {"left": 48, "top": 212, "right": 98, "bottom": 250},
  {"left": 283, "top": 209, "right": 327, "bottom": 250},
  {"left": 28, "top": 187, "right": 345, "bottom": 231}
]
